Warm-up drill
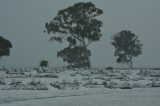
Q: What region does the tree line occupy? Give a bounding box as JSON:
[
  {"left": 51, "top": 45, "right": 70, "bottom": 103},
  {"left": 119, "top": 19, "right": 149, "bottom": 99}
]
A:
[
  {"left": 1, "top": 2, "right": 143, "bottom": 69},
  {"left": 45, "top": 2, "right": 142, "bottom": 69}
]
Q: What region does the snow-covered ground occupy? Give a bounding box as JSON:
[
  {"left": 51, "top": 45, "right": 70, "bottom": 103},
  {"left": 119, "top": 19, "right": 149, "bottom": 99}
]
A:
[
  {"left": 1, "top": 88, "right": 160, "bottom": 106},
  {"left": 0, "top": 67, "right": 160, "bottom": 106}
]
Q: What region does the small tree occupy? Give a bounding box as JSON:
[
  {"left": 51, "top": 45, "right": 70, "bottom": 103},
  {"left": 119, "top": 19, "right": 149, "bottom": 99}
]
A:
[
  {"left": 111, "top": 30, "right": 143, "bottom": 68},
  {"left": 57, "top": 46, "right": 91, "bottom": 68},
  {"left": 0, "top": 36, "right": 12, "bottom": 58},
  {"left": 45, "top": 2, "right": 103, "bottom": 68},
  {"left": 39, "top": 60, "right": 48, "bottom": 71}
]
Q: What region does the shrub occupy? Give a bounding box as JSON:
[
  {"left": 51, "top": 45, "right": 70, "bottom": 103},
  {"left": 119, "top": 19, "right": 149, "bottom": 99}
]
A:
[
  {"left": 44, "top": 73, "right": 59, "bottom": 78},
  {"left": 71, "top": 79, "right": 80, "bottom": 90},
  {"left": 105, "top": 67, "right": 113, "bottom": 70},
  {"left": 81, "top": 72, "right": 91, "bottom": 76},
  {"left": 103, "top": 81, "right": 108, "bottom": 88},
  {"left": 132, "top": 83, "right": 142, "bottom": 88},
  {"left": 70, "top": 73, "right": 76, "bottom": 76},
  {"left": 27, "top": 79, "right": 48, "bottom": 90},
  {"left": 83, "top": 78, "right": 94, "bottom": 88},
  {"left": 108, "top": 80, "right": 118, "bottom": 89},
  {"left": 0, "top": 78, "right": 5, "bottom": 85},
  {"left": 36, "top": 83, "right": 48, "bottom": 90},
  {"left": 120, "top": 81, "right": 132, "bottom": 89},
  {"left": 50, "top": 81, "right": 61, "bottom": 89}
]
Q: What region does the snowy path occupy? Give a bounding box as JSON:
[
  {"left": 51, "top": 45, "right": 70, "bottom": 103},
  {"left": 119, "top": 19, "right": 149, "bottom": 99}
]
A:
[
  {"left": 1, "top": 93, "right": 160, "bottom": 106},
  {"left": 1, "top": 88, "right": 160, "bottom": 106}
]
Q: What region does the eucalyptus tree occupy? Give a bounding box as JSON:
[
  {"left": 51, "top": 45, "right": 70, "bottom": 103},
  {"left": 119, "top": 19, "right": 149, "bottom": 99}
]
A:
[
  {"left": 45, "top": 2, "right": 103, "bottom": 68},
  {"left": 111, "top": 30, "right": 143, "bottom": 68}
]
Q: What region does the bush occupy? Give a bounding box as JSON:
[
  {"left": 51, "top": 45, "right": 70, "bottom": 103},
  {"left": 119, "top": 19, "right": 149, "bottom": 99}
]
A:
[
  {"left": 81, "top": 72, "right": 91, "bottom": 76},
  {"left": 44, "top": 73, "right": 59, "bottom": 78},
  {"left": 83, "top": 78, "right": 94, "bottom": 88},
  {"left": 36, "top": 83, "right": 48, "bottom": 90},
  {"left": 71, "top": 79, "right": 80, "bottom": 90},
  {"left": 132, "top": 83, "right": 142, "bottom": 88},
  {"left": 50, "top": 80, "right": 70, "bottom": 90},
  {"left": 70, "top": 73, "right": 76, "bottom": 76},
  {"left": 120, "top": 81, "right": 132, "bottom": 89},
  {"left": 50, "top": 81, "right": 61, "bottom": 89},
  {"left": 0, "top": 78, "right": 5, "bottom": 85},
  {"left": 103, "top": 81, "right": 108, "bottom": 88},
  {"left": 108, "top": 80, "right": 118, "bottom": 89},
  {"left": 105, "top": 67, "right": 113, "bottom": 70},
  {"left": 27, "top": 79, "right": 48, "bottom": 90},
  {"left": 3, "top": 79, "right": 25, "bottom": 90}
]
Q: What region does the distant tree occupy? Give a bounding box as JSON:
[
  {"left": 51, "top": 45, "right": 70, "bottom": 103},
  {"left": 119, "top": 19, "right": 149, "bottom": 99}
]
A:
[
  {"left": 39, "top": 60, "right": 48, "bottom": 68},
  {"left": 45, "top": 2, "right": 103, "bottom": 68},
  {"left": 0, "top": 36, "right": 12, "bottom": 58},
  {"left": 111, "top": 30, "right": 143, "bottom": 68},
  {"left": 57, "top": 46, "right": 91, "bottom": 68}
]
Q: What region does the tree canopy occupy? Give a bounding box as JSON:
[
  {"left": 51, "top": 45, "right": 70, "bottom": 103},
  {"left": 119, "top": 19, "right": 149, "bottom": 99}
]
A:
[
  {"left": 111, "top": 30, "right": 143, "bottom": 68},
  {"left": 0, "top": 36, "right": 12, "bottom": 58},
  {"left": 57, "top": 46, "right": 91, "bottom": 68},
  {"left": 39, "top": 60, "right": 48, "bottom": 68},
  {"left": 45, "top": 2, "right": 103, "bottom": 68}
]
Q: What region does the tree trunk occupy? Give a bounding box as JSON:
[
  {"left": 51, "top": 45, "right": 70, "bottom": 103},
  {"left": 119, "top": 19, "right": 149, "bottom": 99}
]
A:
[
  {"left": 83, "top": 43, "right": 91, "bottom": 68},
  {"left": 129, "top": 56, "right": 133, "bottom": 69}
]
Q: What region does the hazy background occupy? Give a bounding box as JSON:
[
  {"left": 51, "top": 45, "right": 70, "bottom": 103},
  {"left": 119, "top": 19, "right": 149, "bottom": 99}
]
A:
[{"left": 0, "top": 0, "right": 160, "bottom": 68}]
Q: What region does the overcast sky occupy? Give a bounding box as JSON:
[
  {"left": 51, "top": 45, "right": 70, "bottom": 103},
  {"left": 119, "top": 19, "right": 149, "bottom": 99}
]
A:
[{"left": 0, "top": 0, "right": 160, "bottom": 68}]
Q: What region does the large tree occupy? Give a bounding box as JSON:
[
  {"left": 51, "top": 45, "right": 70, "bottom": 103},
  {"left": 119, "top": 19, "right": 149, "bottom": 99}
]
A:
[
  {"left": 45, "top": 2, "right": 103, "bottom": 68},
  {"left": 0, "top": 36, "right": 12, "bottom": 58},
  {"left": 111, "top": 30, "right": 143, "bottom": 68}
]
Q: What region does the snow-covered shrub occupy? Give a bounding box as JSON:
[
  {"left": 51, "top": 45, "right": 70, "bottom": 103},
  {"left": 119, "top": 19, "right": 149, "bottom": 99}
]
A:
[
  {"left": 149, "top": 71, "right": 160, "bottom": 77},
  {"left": 71, "top": 79, "right": 80, "bottom": 90},
  {"left": 73, "top": 79, "right": 79, "bottom": 85},
  {"left": 103, "top": 81, "right": 108, "bottom": 88},
  {"left": 27, "top": 79, "right": 48, "bottom": 90},
  {"left": 50, "top": 81, "right": 61, "bottom": 89},
  {"left": 29, "top": 79, "right": 38, "bottom": 85},
  {"left": 3, "top": 79, "right": 25, "bottom": 90},
  {"left": 59, "top": 79, "right": 67, "bottom": 90},
  {"left": 131, "top": 83, "right": 142, "bottom": 88},
  {"left": 70, "top": 72, "right": 76, "bottom": 76},
  {"left": 108, "top": 80, "right": 118, "bottom": 89},
  {"left": 130, "top": 76, "right": 140, "bottom": 81},
  {"left": 105, "top": 67, "right": 113, "bottom": 70},
  {"left": 82, "top": 77, "right": 91, "bottom": 81},
  {"left": 94, "top": 75, "right": 106, "bottom": 80},
  {"left": 24, "top": 85, "right": 36, "bottom": 90},
  {"left": 44, "top": 73, "right": 59, "bottom": 78},
  {"left": 147, "top": 78, "right": 160, "bottom": 87},
  {"left": 81, "top": 71, "right": 91, "bottom": 76},
  {"left": 139, "top": 75, "right": 145, "bottom": 80},
  {"left": 2, "top": 84, "right": 24, "bottom": 90},
  {"left": 51, "top": 79, "right": 72, "bottom": 90},
  {"left": 90, "top": 70, "right": 100, "bottom": 74},
  {"left": 36, "top": 83, "right": 48, "bottom": 90},
  {"left": 10, "top": 78, "right": 16, "bottom": 85},
  {"left": 114, "top": 73, "right": 124, "bottom": 80},
  {"left": 83, "top": 78, "right": 93, "bottom": 88},
  {"left": 0, "top": 78, "right": 5, "bottom": 85},
  {"left": 120, "top": 81, "right": 132, "bottom": 89},
  {"left": 33, "top": 67, "right": 42, "bottom": 73},
  {"left": 30, "top": 70, "right": 38, "bottom": 77}
]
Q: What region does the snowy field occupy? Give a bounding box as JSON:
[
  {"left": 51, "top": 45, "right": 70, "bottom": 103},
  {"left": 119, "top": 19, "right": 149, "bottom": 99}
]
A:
[
  {"left": 0, "top": 67, "right": 160, "bottom": 106},
  {"left": 1, "top": 88, "right": 160, "bottom": 106}
]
